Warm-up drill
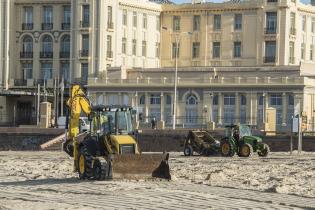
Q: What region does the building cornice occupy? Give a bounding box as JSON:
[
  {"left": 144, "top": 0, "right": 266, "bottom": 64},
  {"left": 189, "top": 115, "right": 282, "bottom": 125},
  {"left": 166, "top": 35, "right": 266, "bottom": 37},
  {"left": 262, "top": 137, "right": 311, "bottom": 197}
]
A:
[{"left": 119, "top": 1, "right": 162, "bottom": 13}]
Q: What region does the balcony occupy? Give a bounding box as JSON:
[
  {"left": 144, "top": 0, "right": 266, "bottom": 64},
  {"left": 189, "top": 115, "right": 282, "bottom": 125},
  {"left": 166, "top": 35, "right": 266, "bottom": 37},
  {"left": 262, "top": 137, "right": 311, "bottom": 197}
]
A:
[
  {"left": 20, "top": 52, "right": 33, "bottom": 58},
  {"left": 267, "top": 0, "right": 277, "bottom": 2},
  {"left": 42, "top": 23, "right": 53, "bottom": 30},
  {"left": 290, "top": 28, "right": 296, "bottom": 35},
  {"left": 40, "top": 52, "right": 53, "bottom": 59},
  {"left": 61, "top": 22, "right": 71, "bottom": 30},
  {"left": 22, "top": 23, "right": 33, "bottom": 30},
  {"left": 14, "top": 79, "right": 27, "bottom": 86},
  {"left": 60, "top": 51, "right": 70, "bottom": 58},
  {"left": 107, "top": 51, "right": 113, "bottom": 59},
  {"left": 264, "top": 56, "right": 276, "bottom": 63},
  {"left": 79, "top": 50, "right": 89, "bottom": 57},
  {"left": 107, "top": 22, "right": 114, "bottom": 29},
  {"left": 80, "top": 21, "right": 90, "bottom": 28},
  {"left": 264, "top": 28, "right": 277, "bottom": 34}
]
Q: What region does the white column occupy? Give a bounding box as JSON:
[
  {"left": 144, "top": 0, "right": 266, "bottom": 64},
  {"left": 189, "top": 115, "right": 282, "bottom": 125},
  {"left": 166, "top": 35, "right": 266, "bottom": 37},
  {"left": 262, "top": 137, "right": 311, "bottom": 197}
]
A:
[
  {"left": 145, "top": 92, "right": 149, "bottom": 123},
  {"left": 4, "top": 0, "right": 10, "bottom": 89},
  {"left": 103, "top": 93, "right": 107, "bottom": 105},
  {"left": 264, "top": 92, "right": 269, "bottom": 123},
  {"left": 160, "top": 92, "right": 164, "bottom": 121},
  {"left": 282, "top": 92, "right": 287, "bottom": 126},
  {"left": 246, "top": 92, "right": 252, "bottom": 125},
  {"left": 218, "top": 93, "right": 223, "bottom": 125},
  {"left": 235, "top": 92, "right": 240, "bottom": 124},
  {"left": 118, "top": 92, "right": 122, "bottom": 105},
  {"left": 203, "top": 92, "right": 211, "bottom": 122}
]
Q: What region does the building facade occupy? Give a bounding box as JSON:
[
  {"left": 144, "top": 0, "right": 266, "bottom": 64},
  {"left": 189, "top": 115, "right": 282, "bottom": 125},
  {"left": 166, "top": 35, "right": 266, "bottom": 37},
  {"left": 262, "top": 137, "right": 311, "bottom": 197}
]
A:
[{"left": 1, "top": 0, "right": 315, "bottom": 131}]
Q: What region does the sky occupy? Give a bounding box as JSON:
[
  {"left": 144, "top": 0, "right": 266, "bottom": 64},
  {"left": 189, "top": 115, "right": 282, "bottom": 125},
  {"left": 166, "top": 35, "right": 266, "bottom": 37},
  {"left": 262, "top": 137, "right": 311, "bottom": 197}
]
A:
[{"left": 172, "top": 0, "right": 310, "bottom": 4}]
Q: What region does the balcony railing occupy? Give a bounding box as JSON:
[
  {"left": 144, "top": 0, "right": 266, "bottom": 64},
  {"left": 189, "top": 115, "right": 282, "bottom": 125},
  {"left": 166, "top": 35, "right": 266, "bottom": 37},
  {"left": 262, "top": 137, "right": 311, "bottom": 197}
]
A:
[
  {"left": 22, "top": 23, "right": 33, "bottom": 30},
  {"left": 40, "top": 51, "right": 53, "bottom": 58},
  {"left": 61, "top": 22, "right": 71, "bottom": 30},
  {"left": 264, "top": 56, "right": 276, "bottom": 63},
  {"left": 14, "top": 79, "right": 27, "bottom": 86},
  {"left": 290, "top": 27, "right": 296, "bottom": 35},
  {"left": 267, "top": 0, "right": 277, "bottom": 2},
  {"left": 264, "top": 27, "right": 277, "bottom": 34},
  {"left": 107, "top": 51, "right": 113, "bottom": 58},
  {"left": 60, "top": 51, "right": 70, "bottom": 58},
  {"left": 80, "top": 21, "right": 90, "bottom": 28},
  {"left": 42, "top": 23, "right": 53, "bottom": 30},
  {"left": 107, "top": 22, "right": 114, "bottom": 29},
  {"left": 20, "top": 52, "right": 33, "bottom": 58},
  {"left": 79, "top": 50, "right": 89, "bottom": 57}
]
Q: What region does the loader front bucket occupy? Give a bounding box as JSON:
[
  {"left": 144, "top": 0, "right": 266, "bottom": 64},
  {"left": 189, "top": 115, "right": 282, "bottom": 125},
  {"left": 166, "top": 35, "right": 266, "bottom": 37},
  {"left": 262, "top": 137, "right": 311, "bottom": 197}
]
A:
[{"left": 112, "top": 152, "right": 171, "bottom": 180}]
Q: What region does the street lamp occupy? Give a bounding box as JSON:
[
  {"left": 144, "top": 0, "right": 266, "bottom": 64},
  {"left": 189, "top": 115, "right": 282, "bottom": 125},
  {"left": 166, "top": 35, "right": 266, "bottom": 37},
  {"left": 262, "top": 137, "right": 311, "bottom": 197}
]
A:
[{"left": 162, "top": 26, "right": 192, "bottom": 130}]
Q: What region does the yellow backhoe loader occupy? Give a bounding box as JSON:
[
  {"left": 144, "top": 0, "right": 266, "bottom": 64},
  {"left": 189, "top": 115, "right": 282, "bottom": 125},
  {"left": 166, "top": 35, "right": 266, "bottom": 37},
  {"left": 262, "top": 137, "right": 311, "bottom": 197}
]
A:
[{"left": 63, "top": 85, "right": 170, "bottom": 180}]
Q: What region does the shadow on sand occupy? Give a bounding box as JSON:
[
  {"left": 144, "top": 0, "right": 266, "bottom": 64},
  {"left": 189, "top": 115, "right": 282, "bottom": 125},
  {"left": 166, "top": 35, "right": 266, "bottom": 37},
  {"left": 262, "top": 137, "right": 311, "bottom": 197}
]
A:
[{"left": 0, "top": 177, "right": 85, "bottom": 186}]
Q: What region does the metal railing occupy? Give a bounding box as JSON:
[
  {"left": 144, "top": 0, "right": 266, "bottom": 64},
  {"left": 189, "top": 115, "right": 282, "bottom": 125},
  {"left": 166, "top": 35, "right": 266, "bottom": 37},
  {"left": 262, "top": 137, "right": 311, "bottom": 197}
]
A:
[
  {"left": 61, "top": 22, "right": 70, "bottom": 30},
  {"left": 40, "top": 51, "right": 53, "bottom": 58},
  {"left": 264, "top": 56, "right": 276, "bottom": 63},
  {"left": 290, "top": 27, "right": 296, "bottom": 35},
  {"left": 107, "top": 51, "right": 113, "bottom": 58},
  {"left": 80, "top": 21, "right": 89, "bottom": 28},
  {"left": 20, "top": 52, "right": 33, "bottom": 58},
  {"left": 42, "top": 23, "right": 53, "bottom": 30},
  {"left": 60, "top": 51, "right": 70, "bottom": 58},
  {"left": 22, "top": 23, "right": 33, "bottom": 30},
  {"left": 14, "top": 79, "right": 27, "bottom": 86},
  {"left": 107, "top": 22, "right": 114, "bottom": 29},
  {"left": 264, "top": 27, "right": 277, "bottom": 34},
  {"left": 79, "top": 50, "right": 89, "bottom": 57}
]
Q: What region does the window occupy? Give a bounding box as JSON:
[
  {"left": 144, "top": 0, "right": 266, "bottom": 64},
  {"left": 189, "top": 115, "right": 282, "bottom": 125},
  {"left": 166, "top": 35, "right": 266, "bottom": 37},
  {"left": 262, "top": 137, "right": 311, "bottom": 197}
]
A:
[
  {"left": 60, "top": 35, "right": 70, "bottom": 57},
  {"left": 192, "top": 42, "right": 200, "bottom": 58},
  {"left": 42, "top": 35, "right": 53, "bottom": 53},
  {"left": 234, "top": 42, "right": 241, "bottom": 58},
  {"left": 234, "top": 14, "right": 242, "bottom": 30},
  {"left": 142, "top": 41, "right": 147, "bottom": 57},
  {"left": 22, "top": 36, "right": 33, "bottom": 53},
  {"left": 224, "top": 109, "right": 234, "bottom": 124},
  {"left": 108, "top": 6, "right": 113, "bottom": 27},
  {"left": 82, "top": 34, "right": 89, "bottom": 52},
  {"left": 265, "top": 41, "right": 276, "bottom": 63},
  {"left": 258, "top": 95, "right": 263, "bottom": 105},
  {"left": 213, "top": 42, "right": 220, "bottom": 58},
  {"left": 213, "top": 95, "right": 218, "bottom": 105},
  {"left": 302, "top": 15, "right": 306, "bottom": 32},
  {"left": 156, "top": 42, "right": 160, "bottom": 58},
  {"left": 24, "top": 7, "right": 33, "bottom": 24},
  {"left": 122, "top": 38, "right": 127, "bottom": 54},
  {"left": 173, "top": 16, "right": 180, "bottom": 31},
  {"left": 41, "top": 62, "right": 53, "bottom": 80},
  {"left": 143, "top": 13, "right": 147, "bottom": 29},
  {"left": 43, "top": 6, "right": 53, "bottom": 23},
  {"left": 81, "top": 63, "right": 88, "bottom": 84},
  {"left": 166, "top": 95, "right": 172, "bottom": 104},
  {"left": 156, "top": 16, "right": 160, "bottom": 31},
  {"left": 224, "top": 94, "right": 235, "bottom": 105},
  {"left": 266, "top": 12, "right": 277, "bottom": 34},
  {"left": 60, "top": 62, "right": 70, "bottom": 83},
  {"left": 186, "top": 95, "right": 198, "bottom": 105},
  {"left": 288, "top": 95, "right": 294, "bottom": 106},
  {"left": 63, "top": 5, "right": 71, "bottom": 24},
  {"left": 193, "top": 15, "right": 200, "bottom": 31},
  {"left": 82, "top": 5, "right": 90, "bottom": 25},
  {"left": 139, "top": 95, "right": 145, "bottom": 105},
  {"left": 270, "top": 94, "right": 282, "bottom": 106},
  {"left": 214, "top": 15, "right": 221, "bottom": 30},
  {"left": 108, "top": 95, "right": 118, "bottom": 105},
  {"left": 301, "top": 43, "right": 305, "bottom": 60},
  {"left": 172, "top": 42, "right": 180, "bottom": 58},
  {"left": 241, "top": 95, "right": 246, "bottom": 105},
  {"left": 22, "top": 63, "right": 33, "bottom": 80},
  {"left": 312, "top": 17, "right": 315, "bottom": 33},
  {"left": 289, "top": 41, "right": 295, "bottom": 64},
  {"left": 133, "top": 12, "right": 137, "bottom": 27},
  {"left": 107, "top": 35, "right": 112, "bottom": 58},
  {"left": 290, "top": 12, "right": 296, "bottom": 34},
  {"left": 310, "top": 45, "right": 314, "bottom": 61},
  {"left": 123, "top": 9, "right": 127, "bottom": 26},
  {"left": 132, "top": 39, "right": 137, "bottom": 55},
  {"left": 150, "top": 94, "right": 161, "bottom": 104}
]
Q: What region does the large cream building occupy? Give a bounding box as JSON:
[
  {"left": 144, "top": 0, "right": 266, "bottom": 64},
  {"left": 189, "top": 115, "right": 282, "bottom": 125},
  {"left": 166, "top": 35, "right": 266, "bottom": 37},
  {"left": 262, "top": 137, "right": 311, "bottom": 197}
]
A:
[{"left": 1, "top": 0, "right": 315, "bottom": 131}]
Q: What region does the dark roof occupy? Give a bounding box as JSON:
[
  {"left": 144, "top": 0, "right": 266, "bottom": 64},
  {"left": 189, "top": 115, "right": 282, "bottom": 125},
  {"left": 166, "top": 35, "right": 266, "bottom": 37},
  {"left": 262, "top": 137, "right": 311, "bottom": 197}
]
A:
[{"left": 149, "top": 0, "right": 174, "bottom": 4}]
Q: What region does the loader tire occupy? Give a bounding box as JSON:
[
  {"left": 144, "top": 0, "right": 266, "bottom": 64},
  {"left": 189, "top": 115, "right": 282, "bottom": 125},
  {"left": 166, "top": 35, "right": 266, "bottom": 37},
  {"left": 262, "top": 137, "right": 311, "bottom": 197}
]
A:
[
  {"left": 258, "top": 143, "right": 270, "bottom": 157},
  {"left": 93, "top": 159, "right": 107, "bottom": 180},
  {"left": 220, "top": 140, "right": 235, "bottom": 157},
  {"left": 184, "top": 145, "right": 193, "bottom": 156},
  {"left": 78, "top": 146, "right": 94, "bottom": 179},
  {"left": 239, "top": 143, "right": 253, "bottom": 157}
]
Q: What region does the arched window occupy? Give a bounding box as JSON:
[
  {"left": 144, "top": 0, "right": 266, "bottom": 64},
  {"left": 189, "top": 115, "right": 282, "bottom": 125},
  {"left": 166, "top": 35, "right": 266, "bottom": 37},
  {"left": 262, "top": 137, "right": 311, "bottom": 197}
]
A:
[
  {"left": 22, "top": 36, "right": 33, "bottom": 52},
  {"left": 186, "top": 94, "right": 198, "bottom": 105},
  {"left": 241, "top": 95, "right": 246, "bottom": 106},
  {"left": 60, "top": 35, "right": 70, "bottom": 53},
  {"left": 139, "top": 95, "right": 145, "bottom": 105},
  {"left": 42, "top": 35, "right": 53, "bottom": 52}
]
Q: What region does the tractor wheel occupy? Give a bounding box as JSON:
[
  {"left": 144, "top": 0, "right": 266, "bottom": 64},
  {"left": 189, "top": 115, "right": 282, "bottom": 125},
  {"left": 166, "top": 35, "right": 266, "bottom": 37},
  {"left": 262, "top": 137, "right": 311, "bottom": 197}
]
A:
[
  {"left": 77, "top": 146, "right": 94, "bottom": 179},
  {"left": 93, "top": 158, "right": 108, "bottom": 180},
  {"left": 220, "top": 140, "right": 235, "bottom": 157},
  {"left": 239, "top": 143, "right": 253, "bottom": 157},
  {"left": 258, "top": 143, "right": 270, "bottom": 157},
  {"left": 184, "top": 145, "right": 193, "bottom": 156}
]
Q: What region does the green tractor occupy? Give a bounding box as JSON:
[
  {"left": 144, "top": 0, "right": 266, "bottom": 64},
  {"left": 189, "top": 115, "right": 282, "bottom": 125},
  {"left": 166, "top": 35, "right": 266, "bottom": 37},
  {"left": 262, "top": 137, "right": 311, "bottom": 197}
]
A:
[{"left": 220, "top": 125, "right": 270, "bottom": 157}]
